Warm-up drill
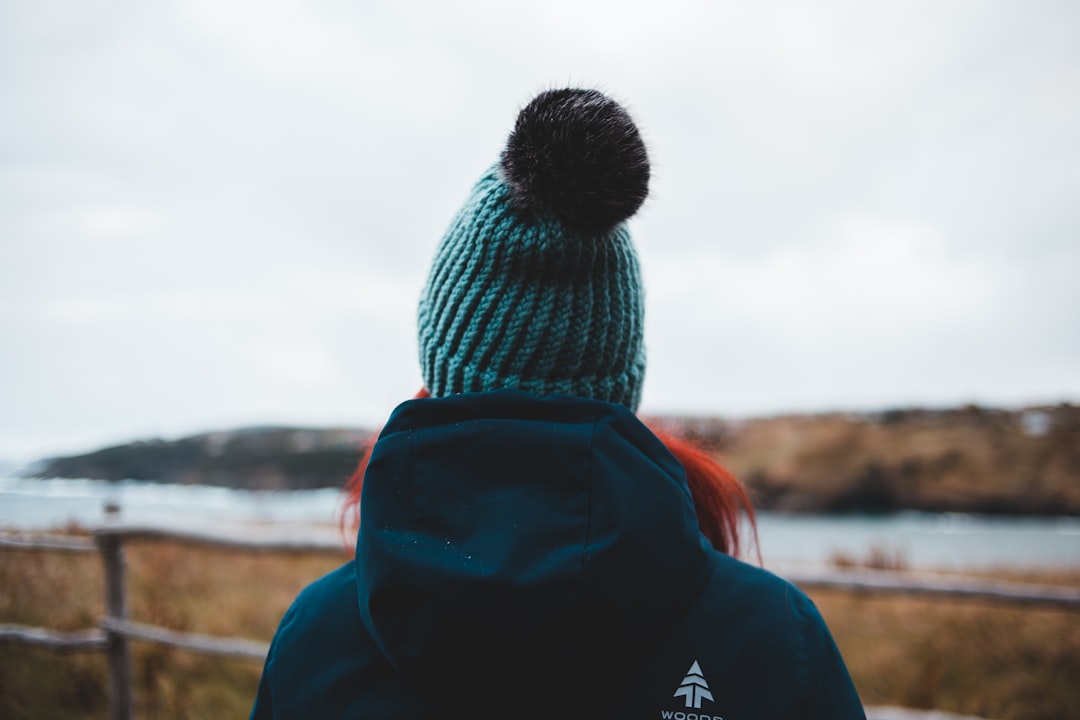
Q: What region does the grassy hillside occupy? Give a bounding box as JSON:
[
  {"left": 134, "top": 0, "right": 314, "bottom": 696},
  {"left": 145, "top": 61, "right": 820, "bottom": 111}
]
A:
[{"left": 652, "top": 403, "right": 1080, "bottom": 515}]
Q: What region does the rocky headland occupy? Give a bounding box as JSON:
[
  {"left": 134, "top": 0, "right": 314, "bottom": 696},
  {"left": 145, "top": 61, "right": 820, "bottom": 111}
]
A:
[{"left": 30, "top": 426, "right": 371, "bottom": 491}]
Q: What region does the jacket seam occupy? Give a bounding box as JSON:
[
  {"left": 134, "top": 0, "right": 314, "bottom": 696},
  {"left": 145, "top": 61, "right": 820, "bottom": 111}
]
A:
[
  {"left": 405, "top": 427, "right": 419, "bottom": 535},
  {"left": 579, "top": 401, "right": 602, "bottom": 580},
  {"left": 787, "top": 582, "right": 813, "bottom": 716}
]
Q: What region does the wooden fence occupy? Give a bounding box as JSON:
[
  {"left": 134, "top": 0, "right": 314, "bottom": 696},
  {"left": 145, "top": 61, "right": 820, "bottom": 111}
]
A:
[{"left": 2, "top": 524, "right": 1078, "bottom": 720}]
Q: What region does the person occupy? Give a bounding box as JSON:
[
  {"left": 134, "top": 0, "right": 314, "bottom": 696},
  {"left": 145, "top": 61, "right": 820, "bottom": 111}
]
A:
[{"left": 250, "top": 88, "right": 866, "bottom": 719}]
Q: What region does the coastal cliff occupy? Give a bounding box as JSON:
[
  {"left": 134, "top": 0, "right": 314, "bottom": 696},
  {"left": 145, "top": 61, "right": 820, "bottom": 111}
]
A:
[{"left": 650, "top": 403, "right": 1080, "bottom": 515}]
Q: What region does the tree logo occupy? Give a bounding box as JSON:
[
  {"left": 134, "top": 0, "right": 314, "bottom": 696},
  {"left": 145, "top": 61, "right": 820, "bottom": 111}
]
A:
[{"left": 673, "top": 660, "right": 714, "bottom": 709}]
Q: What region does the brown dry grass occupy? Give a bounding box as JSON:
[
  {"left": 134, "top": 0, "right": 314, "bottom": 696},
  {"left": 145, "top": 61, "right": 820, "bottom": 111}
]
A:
[
  {"left": 1, "top": 540, "right": 1078, "bottom": 719},
  {"left": 1, "top": 539, "right": 345, "bottom": 719},
  {"left": 815, "top": 575, "right": 1080, "bottom": 720}
]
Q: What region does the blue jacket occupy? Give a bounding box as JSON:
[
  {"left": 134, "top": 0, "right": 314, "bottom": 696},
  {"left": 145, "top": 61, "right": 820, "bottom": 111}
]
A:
[{"left": 251, "top": 392, "right": 865, "bottom": 719}]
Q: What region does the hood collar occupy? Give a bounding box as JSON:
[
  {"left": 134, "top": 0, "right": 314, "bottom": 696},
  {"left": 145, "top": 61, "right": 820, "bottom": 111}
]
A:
[{"left": 356, "top": 391, "right": 712, "bottom": 710}]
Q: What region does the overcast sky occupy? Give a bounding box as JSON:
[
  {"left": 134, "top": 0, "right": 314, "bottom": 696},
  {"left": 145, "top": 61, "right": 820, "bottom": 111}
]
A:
[{"left": 2, "top": 1, "right": 1078, "bottom": 464}]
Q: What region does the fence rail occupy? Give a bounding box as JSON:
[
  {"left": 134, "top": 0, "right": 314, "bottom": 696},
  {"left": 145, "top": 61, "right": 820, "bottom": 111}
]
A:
[
  {"left": 0, "top": 623, "right": 107, "bottom": 651},
  {"left": 0, "top": 533, "right": 97, "bottom": 552},
  {"left": 3, "top": 523, "right": 1076, "bottom": 720},
  {"left": 783, "top": 567, "right": 1080, "bottom": 610},
  {"left": 100, "top": 617, "right": 269, "bottom": 661}
]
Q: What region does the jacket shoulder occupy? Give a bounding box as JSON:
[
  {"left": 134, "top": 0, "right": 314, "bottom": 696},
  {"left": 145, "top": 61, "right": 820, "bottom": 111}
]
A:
[
  {"left": 251, "top": 562, "right": 432, "bottom": 719},
  {"left": 605, "top": 553, "right": 865, "bottom": 719}
]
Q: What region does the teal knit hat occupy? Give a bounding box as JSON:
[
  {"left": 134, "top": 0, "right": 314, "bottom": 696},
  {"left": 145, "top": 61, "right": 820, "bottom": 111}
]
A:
[{"left": 417, "top": 88, "right": 650, "bottom": 411}]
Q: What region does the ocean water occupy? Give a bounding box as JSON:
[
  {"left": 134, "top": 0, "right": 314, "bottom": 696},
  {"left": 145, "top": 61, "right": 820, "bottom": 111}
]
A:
[
  {"left": 2, "top": 476, "right": 1078, "bottom": 569},
  {"left": 752, "top": 511, "right": 1080, "bottom": 569},
  {"left": 0, "top": 476, "right": 345, "bottom": 530}
]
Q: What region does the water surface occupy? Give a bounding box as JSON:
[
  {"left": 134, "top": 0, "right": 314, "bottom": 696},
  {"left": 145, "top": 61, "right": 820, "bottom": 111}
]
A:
[{"left": 2, "top": 476, "right": 1077, "bottom": 569}]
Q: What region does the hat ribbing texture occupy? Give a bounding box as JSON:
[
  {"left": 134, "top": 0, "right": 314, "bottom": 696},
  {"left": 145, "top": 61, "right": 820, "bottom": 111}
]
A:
[{"left": 417, "top": 90, "right": 648, "bottom": 411}]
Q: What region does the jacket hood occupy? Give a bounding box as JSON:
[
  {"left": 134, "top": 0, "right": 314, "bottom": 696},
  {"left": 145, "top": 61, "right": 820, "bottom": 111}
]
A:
[{"left": 355, "top": 391, "right": 713, "bottom": 712}]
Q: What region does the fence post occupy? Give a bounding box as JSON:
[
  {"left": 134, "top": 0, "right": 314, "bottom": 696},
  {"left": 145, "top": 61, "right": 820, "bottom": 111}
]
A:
[{"left": 97, "top": 532, "right": 133, "bottom": 720}]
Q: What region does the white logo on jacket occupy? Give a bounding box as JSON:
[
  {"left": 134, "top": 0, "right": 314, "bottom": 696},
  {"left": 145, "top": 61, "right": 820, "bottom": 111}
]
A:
[{"left": 673, "top": 660, "right": 713, "bottom": 709}]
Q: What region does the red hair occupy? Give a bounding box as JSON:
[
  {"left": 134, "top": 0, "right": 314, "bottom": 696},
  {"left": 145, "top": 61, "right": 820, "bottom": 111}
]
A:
[
  {"left": 339, "top": 389, "right": 430, "bottom": 538},
  {"left": 340, "top": 390, "right": 757, "bottom": 559},
  {"left": 645, "top": 426, "right": 758, "bottom": 559}
]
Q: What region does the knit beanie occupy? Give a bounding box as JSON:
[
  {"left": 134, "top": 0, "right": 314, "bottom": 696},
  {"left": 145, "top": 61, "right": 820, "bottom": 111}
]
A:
[{"left": 417, "top": 88, "right": 650, "bottom": 411}]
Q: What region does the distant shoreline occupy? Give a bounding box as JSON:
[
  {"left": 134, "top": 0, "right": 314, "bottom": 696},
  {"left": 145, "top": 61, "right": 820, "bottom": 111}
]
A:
[{"left": 22, "top": 402, "right": 1080, "bottom": 517}]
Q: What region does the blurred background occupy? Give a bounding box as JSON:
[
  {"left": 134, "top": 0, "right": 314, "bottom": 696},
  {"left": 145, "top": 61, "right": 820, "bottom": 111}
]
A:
[
  {"left": 2, "top": 0, "right": 1077, "bottom": 465},
  {"left": 2, "top": 2, "right": 1079, "bottom": 718}
]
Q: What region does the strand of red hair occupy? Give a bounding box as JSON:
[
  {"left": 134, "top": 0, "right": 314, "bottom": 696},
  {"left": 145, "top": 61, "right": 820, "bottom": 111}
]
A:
[{"left": 339, "top": 389, "right": 758, "bottom": 560}]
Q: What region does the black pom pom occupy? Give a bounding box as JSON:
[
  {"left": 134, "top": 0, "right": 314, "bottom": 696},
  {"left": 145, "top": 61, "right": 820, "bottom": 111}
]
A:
[{"left": 500, "top": 88, "right": 650, "bottom": 233}]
